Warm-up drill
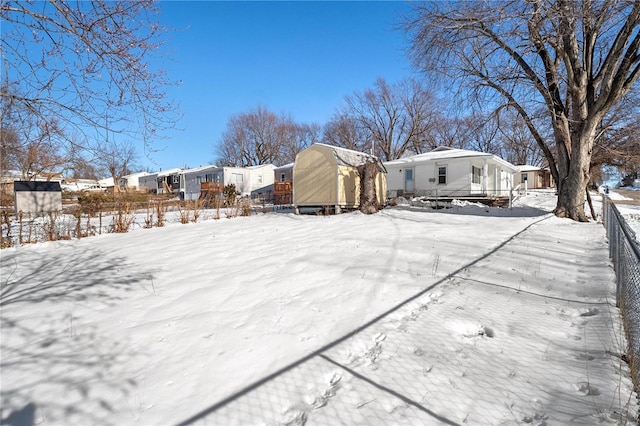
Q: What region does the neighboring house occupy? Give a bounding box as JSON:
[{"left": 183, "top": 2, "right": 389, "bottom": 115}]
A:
[
  {"left": 273, "top": 163, "right": 294, "bottom": 205},
  {"left": 156, "top": 168, "right": 184, "bottom": 196},
  {"left": 199, "top": 165, "right": 276, "bottom": 198},
  {"left": 181, "top": 165, "right": 218, "bottom": 201},
  {"left": 246, "top": 164, "right": 276, "bottom": 197},
  {"left": 98, "top": 177, "right": 115, "bottom": 190},
  {"left": 384, "top": 146, "right": 518, "bottom": 198},
  {"left": 139, "top": 172, "right": 159, "bottom": 193},
  {"left": 514, "top": 165, "right": 555, "bottom": 190},
  {"left": 60, "top": 178, "right": 102, "bottom": 192},
  {"left": 119, "top": 172, "right": 150, "bottom": 191},
  {"left": 14, "top": 181, "right": 62, "bottom": 215},
  {"left": 275, "top": 163, "right": 294, "bottom": 183},
  {"left": 293, "top": 143, "right": 387, "bottom": 213}
]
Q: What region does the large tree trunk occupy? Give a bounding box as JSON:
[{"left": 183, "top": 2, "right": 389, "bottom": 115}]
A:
[
  {"left": 553, "top": 126, "right": 595, "bottom": 222},
  {"left": 359, "top": 160, "right": 380, "bottom": 214}
]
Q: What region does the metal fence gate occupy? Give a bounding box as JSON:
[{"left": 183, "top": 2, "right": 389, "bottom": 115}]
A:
[{"left": 603, "top": 195, "right": 640, "bottom": 397}]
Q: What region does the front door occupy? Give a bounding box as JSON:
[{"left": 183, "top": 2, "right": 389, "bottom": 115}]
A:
[{"left": 404, "top": 168, "right": 414, "bottom": 193}]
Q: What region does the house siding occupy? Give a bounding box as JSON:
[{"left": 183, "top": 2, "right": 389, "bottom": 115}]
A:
[{"left": 385, "top": 149, "right": 517, "bottom": 198}]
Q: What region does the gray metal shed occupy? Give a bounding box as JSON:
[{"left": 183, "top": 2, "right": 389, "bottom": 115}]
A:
[{"left": 14, "top": 181, "right": 63, "bottom": 215}]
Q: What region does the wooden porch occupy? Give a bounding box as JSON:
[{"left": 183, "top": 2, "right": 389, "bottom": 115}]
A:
[
  {"left": 274, "top": 180, "right": 293, "bottom": 205},
  {"left": 198, "top": 182, "right": 224, "bottom": 207}
]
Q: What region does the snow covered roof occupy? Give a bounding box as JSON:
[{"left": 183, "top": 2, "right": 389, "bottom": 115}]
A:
[
  {"left": 157, "top": 168, "right": 184, "bottom": 177},
  {"left": 275, "top": 163, "right": 294, "bottom": 171},
  {"left": 122, "top": 171, "right": 151, "bottom": 179},
  {"left": 181, "top": 165, "right": 218, "bottom": 175},
  {"left": 516, "top": 165, "right": 544, "bottom": 172},
  {"left": 310, "top": 143, "right": 383, "bottom": 169},
  {"left": 245, "top": 164, "right": 276, "bottom": 170},
  {"left": 384, "top": 147, "right": 518, "bottom": 172}
]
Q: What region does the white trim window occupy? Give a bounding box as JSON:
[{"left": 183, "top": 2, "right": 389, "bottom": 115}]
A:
[
  {"left": 438, "top": 166, "right": 447, "bottom": 184},
  {"left": 472, "top": 166, "right": 482, "bottom": 184}
]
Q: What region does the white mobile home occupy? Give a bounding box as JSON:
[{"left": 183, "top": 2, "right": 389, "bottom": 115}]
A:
[
  {"left": 180, "top": 164, "right": 276, "bottom": 200},
  {"left": 211, "top": 165, "right": 276, "bottom": 197},
  {"left": 138, "top": 172, "right": 159, "bottom": 193},
  {"left": 119, "top": 172, "right": 150, "bottom": 191},
  {"left": 181, "top": 165, "right": 218, "bottom": 201},
  {"left": 384, "top": 147, "right": 518, "bottom": 199}
]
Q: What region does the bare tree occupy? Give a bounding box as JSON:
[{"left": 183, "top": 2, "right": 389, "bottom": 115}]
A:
[
  {"left": 1, "top": 88, "right": 70, "bottom": 180},
  {"left": 590, "top": 96, "right": 640, "bottom": 184},
  {"left": 322, "top": 112, "right": 370, "bottom": 153},
  {"left": 280, "top": 122, "right": 322, "bottom": 165},
  {"left": 495, "top": 108, "right": 546, "bottom": 167},
  {"left": 94, "top": 139, "right": 138, "bottom": 192},
  {"left": 429, "top": 114, "right": 472, "bottom": 150},
  {"left": 1, "top": 1, "right": 176, "bottom": 155},
  {"left": 216, "top": 106, "right": 313, "bottom": 167},
  {"left": 346, "top": 78, "right": 438, "bottom": 160},
  {"left": 405, "top": 1, "right": 640, "bottom": 221}
]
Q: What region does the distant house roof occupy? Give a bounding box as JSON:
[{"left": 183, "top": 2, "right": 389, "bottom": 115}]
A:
[
  {"left": 245, "top": 164, "right": 276, "bottom": 170},
  {"left": 275, "top": 163, "right": 294, "bottom": 171},
  {"left": 122, "top": 171, "right": 151, "bottom": 179},
  {"left": 14, "top": 181, "right": 62, "bottom": 192},
  {"left": 181, "top": 165, "right": 218, "bottom": 175},
  {"left": 384, "top": 147, "right": 518, "bottom": 172},
  {"left": 157, "top": 168, "right": 183, "bottom": 177},
  {"left": 517, "top": 165, "right": 544, "bottom": 172}
]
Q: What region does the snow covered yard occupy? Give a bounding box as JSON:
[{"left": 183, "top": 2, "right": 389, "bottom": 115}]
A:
[{"left": 1, "top": 191, "right": 638, "bottom": 425}]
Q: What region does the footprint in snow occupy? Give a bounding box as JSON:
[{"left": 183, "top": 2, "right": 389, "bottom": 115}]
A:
[
  {"left": 279, "top": 405, "right": 308, "bottom": 426},
  {"left": 579, "top": 307, "right": 600, "bottom": 317},
  {"left": 304, "top": 371, "right": 342, "bottom": 411},
  {"left": 574, "top": 381, "right": 600, "bottom": 396}
]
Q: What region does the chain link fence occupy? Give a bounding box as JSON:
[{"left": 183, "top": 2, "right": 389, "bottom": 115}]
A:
[{"left": 603, "top": 195, "right": 640, "bottom": 397}]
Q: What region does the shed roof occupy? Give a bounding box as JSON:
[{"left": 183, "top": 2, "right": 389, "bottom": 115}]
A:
[
  {"left": 307, "top": 143, "right": 386, "bottom": 172},
  {"left": 14, "top": 181, "right": 62, "bottom": 192}
]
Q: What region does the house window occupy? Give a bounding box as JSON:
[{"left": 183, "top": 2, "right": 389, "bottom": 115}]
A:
[
  {"left": 438, "top": 166, "right": 447, "bottom": 184},
  {"left": 257, "top": 175, "right": 263, "bottom": 184},
  {"left": 232, "top": 173, "right": 243, "bottom": 183},
  {"left": 196, "top": 176, "right": 202, "bottom": 184},
  {"left": 521, "top": 173, "right": 528, "bottom": 183},
  {"left": 205, "top": 174, "right": 214, "bottom": 182},
  {"left": 172, "top": 175, "right": 179, "bottom": 184},
  {"left": 280, "top": 173, "right": 286, "bottom": 182},
  {"left": 472, "top": 166, "right": 482, "bottom": 184}
]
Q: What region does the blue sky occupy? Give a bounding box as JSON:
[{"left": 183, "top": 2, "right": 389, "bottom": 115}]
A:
[{"left": 147, "top": 1, "right": 416, "bottom": 170}]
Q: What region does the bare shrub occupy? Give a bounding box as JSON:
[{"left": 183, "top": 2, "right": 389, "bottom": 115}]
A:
[
  {"left": 192, "top": 198, "right": 202, "bottom": 223},
  {"left": 178, "top": 201, "right": 190, "bottom": 224},
  {"left": 42, "top": 211, "right": 61, "bottom": 241},
  {"left": 144, "top": 202, "right": 154, "bottom": 228},
  {"left": 155, "top": 201, "right": 166, "bottom": 227},
  {"left": 239, "top": 199, "right": 252, "bottom": 217},
  {"left": 111, "top": 202, "right": 134, "bottom": 233},
  {"left": 1, "top": 211, "right": 12, "bottom": 248}
]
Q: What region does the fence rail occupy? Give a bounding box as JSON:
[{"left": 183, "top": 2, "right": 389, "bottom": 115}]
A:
[{"left": 603, "top": 195, "right": 640, "bottom": 397}]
